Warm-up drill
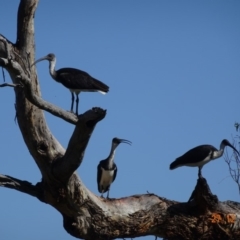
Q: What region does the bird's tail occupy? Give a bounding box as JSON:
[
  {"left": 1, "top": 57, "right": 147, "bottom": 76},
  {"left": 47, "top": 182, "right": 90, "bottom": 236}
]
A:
[
  {"left": 169, "top": 161, "right": 178, "bottom": 170},
  {"left": 93, "top": 78, "right": 109, "bottom": 93}
]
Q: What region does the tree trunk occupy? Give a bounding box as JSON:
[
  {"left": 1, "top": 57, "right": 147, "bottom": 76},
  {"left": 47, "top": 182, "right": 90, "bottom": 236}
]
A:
[{"left": 0, "top": 1, "right": 239, "bottom": 239}]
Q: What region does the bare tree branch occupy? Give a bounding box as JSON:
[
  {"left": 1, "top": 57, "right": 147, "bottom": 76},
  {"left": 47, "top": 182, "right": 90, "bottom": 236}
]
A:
[
  {"left": 0, "top": 49, "right": 78, "bottom": 124},
  {"left": 0, "top": 174, "right": 42, "bottom": 199},
  {"left": 224, "top": 136, "right": 240, "bottom": 195},
  {"left": 53, "top": 107, "right": 106, "bottom": 182},
  {"left": 60, "top": 177, "right": 240, "bottom": 240},
  {"left": 0, "top": 0, "right": 240, "bottom": 239},
  {"left": 0, "top": 0, "right": 66, "bottom": 184},
  {"left": 16, "top": 0, "right": 38, "bottom": 51},
  {"left": 0, "top": 82, "right": 20, "bottom": 88}
]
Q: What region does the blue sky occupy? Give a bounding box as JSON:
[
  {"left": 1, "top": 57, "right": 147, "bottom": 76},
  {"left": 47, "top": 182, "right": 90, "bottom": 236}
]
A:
[{"left": 0, "top": 1, "right": 240, "bottom": 239}]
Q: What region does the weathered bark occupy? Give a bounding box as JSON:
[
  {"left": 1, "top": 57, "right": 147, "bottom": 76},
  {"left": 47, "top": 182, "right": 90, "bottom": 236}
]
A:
[{"left": 0, "top": 1, "right": 240, "bottom": 239}]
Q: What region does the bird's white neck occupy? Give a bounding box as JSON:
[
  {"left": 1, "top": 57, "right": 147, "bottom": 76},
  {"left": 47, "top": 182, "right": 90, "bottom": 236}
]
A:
[
  {"left": 212, "top": 142, "right": 226, "bottom": 159},
  {"left": 212, "top": 149, "right": 224, "bottom": 159},
  {"left": 49, "top": 58, "right": 57, "bottom": 80},
  {"left": 107, "top": 143, "right": 118, "bottom": 166}
]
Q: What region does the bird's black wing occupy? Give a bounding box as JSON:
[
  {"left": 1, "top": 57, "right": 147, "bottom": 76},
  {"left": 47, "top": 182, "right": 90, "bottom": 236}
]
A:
[
  {"left": 97, "top": 161, "right": 103, "bottom": 193},
  {"left": 170, "top": 145, "right": 217, "bottom": 169},
  {"left": 57, "top": 68, "right": 109, "bottom": 92},
  {"left": 112, "top": 163, "right": 117, "bottom": 183}
]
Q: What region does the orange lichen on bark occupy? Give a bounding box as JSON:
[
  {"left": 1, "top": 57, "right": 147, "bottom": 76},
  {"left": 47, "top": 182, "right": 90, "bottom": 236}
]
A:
[
  {"left": 209, "top": 213, "right": 236, "bottom": 225},
  {"left": 209, "top": 213, "right": 223, "bottom": 223},
  {"left": 226, "top": 214, "right": 236, "bottom": 224}
]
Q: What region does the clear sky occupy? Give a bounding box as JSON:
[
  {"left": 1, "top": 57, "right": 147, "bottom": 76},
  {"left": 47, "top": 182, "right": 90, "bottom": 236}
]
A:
[{"left": 0, "top": 1, "right": 240, "bottom": 239}]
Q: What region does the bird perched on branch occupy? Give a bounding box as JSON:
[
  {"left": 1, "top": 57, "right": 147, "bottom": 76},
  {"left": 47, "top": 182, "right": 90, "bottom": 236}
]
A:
[
  {"left": 97, "top": 137, "right": 132, "bottom": 198},
  {"left": 170, "top": 139, "right": 239, "bottom": 177},
  {"left": 32, "top": 53, "right": 109, "bottom": 115}
]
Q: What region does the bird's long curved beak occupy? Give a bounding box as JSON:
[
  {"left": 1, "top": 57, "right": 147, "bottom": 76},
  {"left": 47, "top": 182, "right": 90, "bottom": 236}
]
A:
[
  {"left": 228, "top": 143, "right": 240, "bottom": 155},
  {"left": 119, "top": 139, "right": 132, "bottom": 145},
  {"left": 31, "top": 56, "right": 48, "bottom": 67}
]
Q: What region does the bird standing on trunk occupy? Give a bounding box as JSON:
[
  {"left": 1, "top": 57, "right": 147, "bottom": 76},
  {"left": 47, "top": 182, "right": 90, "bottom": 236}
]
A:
[
  {"left": 170, "top": 139, "right": 239, "bottom": 177},
  {"left": 32, "top": 53, "right": 109, "bottom": 115},
  {"left": 97, "top": 137, "right": 132, "bottom": 198}
]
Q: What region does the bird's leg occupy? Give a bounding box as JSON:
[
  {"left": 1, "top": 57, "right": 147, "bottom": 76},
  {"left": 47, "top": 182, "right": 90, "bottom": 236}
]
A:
[
  {"left": 100, "top": 193, "right": 103, "bottom": 198},
  {"left": 107, "top": 189, "right": 110, "bottom": 199},
  {"left": 198, "top": 167, "right": 203, "bottom": 178},
  {"left": 75, "top": 93, "right": 79, "bottom": 115},
  {"left": 70, "top": 92, "right": 74, "bottom": 113}
]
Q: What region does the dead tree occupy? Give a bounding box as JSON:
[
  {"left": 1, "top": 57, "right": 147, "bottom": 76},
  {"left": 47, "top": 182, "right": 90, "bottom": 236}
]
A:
[{"left": 0, "top": 0, "right": 240, "bottom": 239}]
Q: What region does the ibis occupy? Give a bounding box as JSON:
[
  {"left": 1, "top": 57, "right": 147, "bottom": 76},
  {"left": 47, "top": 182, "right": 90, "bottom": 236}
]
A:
[
  {"left": 97, "top": 137, "right": 132, "bottom": 198},
  {"left": 170, "top": 139, "right": 239, "bottom": 177},
  {"left": 32, "top": 53, "right": 109, "bottom": 115}
]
